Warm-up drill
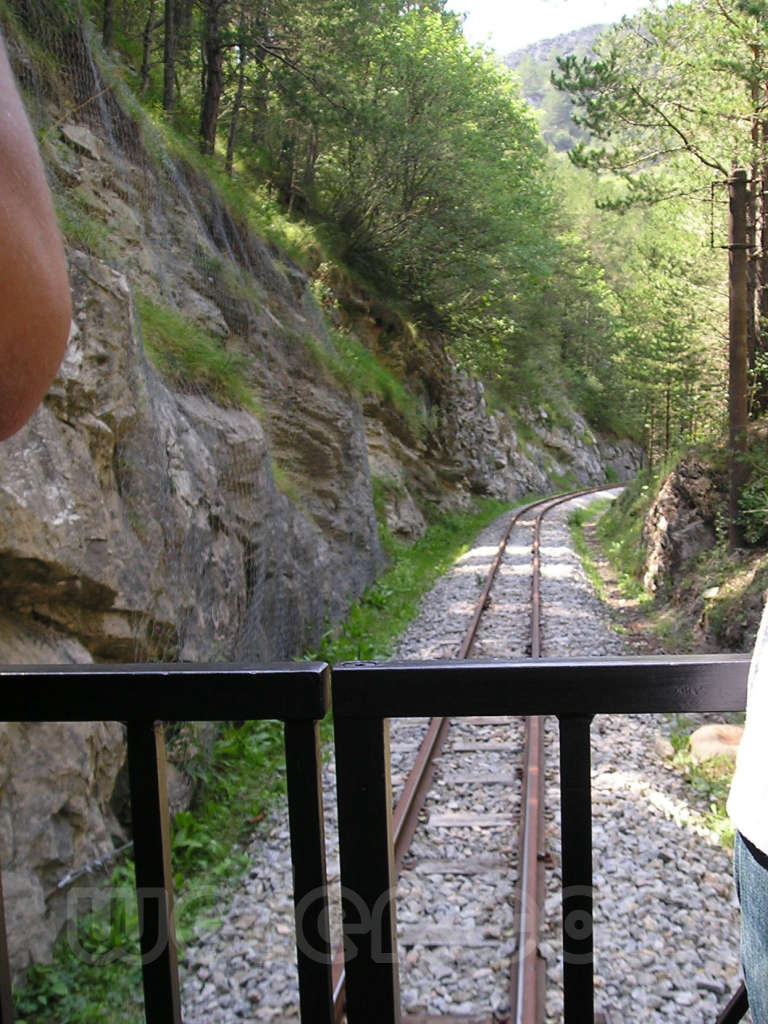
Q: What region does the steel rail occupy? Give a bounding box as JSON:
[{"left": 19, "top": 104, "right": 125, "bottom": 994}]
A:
[
  {"left": 510, "top": 489, "right": 603, "bottom": 1024},
  {"left": 332, "top": 485, "right": 618, "bottom": 1022},
  {"left": 388, "top": 492, "right": 566, "bottom": 884},
  {"left": 332, "top": 498, "right": 536, "bottom": 1020}
]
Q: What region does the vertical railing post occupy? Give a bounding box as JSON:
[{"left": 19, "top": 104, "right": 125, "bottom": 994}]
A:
[
  {"left": 0, "top": 874, "right": 14, "bottom": 1024},
  {"left": 335, "top": 716, "right": 400, "bottom": 1023},
  {"left": 126, "top": 720, "right": 182, "bottom": 1024},
  {"left": 716, "top": 981, "right": 749, "bottom": 1023},
  {"left": 558, "top": 714, "right": 594, "bottom": 1024},
  {"left": 284, "top": 718, "right": 335, "bottom": 1024}
]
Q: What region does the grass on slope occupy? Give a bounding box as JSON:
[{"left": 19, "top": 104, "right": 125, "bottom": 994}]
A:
[
  {"left": 308, "top": 497, "right": 513, "bottom": 663},
  {"left": 136, "top": 294, "right": 259, "bottom": 410}
]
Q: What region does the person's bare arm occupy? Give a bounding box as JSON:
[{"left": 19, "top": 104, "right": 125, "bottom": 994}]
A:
[{"left": 0, "top": 36, "right": 71, "bottom": 440}]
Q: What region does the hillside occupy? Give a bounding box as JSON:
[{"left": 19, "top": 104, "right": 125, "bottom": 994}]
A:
[{"left": 505, "top": 24, "right": 605, "bottom": 71}]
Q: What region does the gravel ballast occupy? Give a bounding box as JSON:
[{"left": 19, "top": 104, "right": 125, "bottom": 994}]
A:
[{"left": 181, "top": 494, "right": 745, "bottom": 1023}]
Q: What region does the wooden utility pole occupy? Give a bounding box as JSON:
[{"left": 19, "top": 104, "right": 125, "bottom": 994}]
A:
[{"left": 729, "top": 168, "right": 750, "bottom": 549}]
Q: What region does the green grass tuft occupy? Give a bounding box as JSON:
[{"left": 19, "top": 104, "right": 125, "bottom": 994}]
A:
[
  {"left": 53, "top": 191, "right": 112, "bottom": 258},
  {"left": 136, "top": 294, "right": 258, "bottom": 411},
  {"left": 303, "top": 329, "right": 427, "bottom": 436}
]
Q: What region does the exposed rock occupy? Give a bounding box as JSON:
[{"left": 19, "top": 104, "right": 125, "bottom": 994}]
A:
[
  {"left": 59, "top": 123, "right": 104, "bottom": 162},
  {"left": 642, "top": 458, "right": 724, "bottom": 593},
  {"left": 0, "top": 721, "right": 125, "bottom": 975},
  {"left": 0, "top": 613, "right": 93, "bottom": 665},
  {"left": 1, "top": 249, "right": 383, "bottom": 665},
  {"left": 363, "top": 366, "right": 641, "bottom": 538},
  {"left": 689, "top": 723, "right": 744, "bottom": 764},
  {"left": 0, "top": 618, "right": 116, "bottom": 974},
  {"left": 599, "top": 438, "right": 643, "bottom": 481},
  {"left": 654, "top": 732, "right": 675, "bottom": 759}
]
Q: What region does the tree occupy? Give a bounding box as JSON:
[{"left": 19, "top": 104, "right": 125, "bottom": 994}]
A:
[
  {"left": 554, "top": 0, "right": 768, "bottom": 539},
  {"left": 199, "top": 0, "right": 229, "bottom": 154},
  {"left": 545, "top": 157, "right": 725, "bottom": 449},
  {"left": 163, "top": 0, "right": 176, "bottom": 112},
  {"left": 553, "top": 0, "right": 768, "bottom": 409},
  {"left": 313, "top": 9, "right": 552, "bottom": 317}
]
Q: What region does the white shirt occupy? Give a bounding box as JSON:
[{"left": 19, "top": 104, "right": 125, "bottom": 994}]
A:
[{"left": 728, "top": 600, "right": 768, "bottom": 855}]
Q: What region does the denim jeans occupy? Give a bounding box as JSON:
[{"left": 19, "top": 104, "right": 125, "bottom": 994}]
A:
[{"left": 735, "top": 830, "right": 768, "bottom": 1023}]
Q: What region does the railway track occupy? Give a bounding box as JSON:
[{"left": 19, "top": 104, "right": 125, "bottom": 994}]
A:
[
  {"left": 180, "top": 484, "right": 744, "bottom": 1023},
  {"left": 182, "top": 485, "right": 742, "bottom": 1024},
  {"left": 332, "top": 487, "right": 618, "bottom": 1023}
]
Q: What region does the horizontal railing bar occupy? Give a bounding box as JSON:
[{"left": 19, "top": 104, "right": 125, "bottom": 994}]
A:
[
  {"left": 333, "top": 655, "right": 750, "bottom": 718},
  {"left": 0, "top": 663, "right": 330, "bottom": 721}
]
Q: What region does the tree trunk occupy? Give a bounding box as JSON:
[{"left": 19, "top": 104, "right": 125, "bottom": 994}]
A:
[
  {"left": 102, "top": 0, "right": 114, "bottom": 49},
  {"left": 163, "top": 0, "right": 176, "bottom": 113},
  {"left": 226, "top": 39, "right": 247, "bottom": 174},
  {"left": 729, "top": 168, "right": 750, "bottom": 550},
  {"left": 746, "top": 170, "right": 757, "bottom": 379},
  {"left": 664, "top": 375, "right": 671, "bottom": 457},
  {"left": 755, "top": 144, "right": 768, "bottom": 414},
  {"left": 199, "top": 0, "right": 226, "bottom": 156},
  {"left": 140, "top": 0, "right": 157, "bottom": 96},
  {"left": 748, "top": 43, "right": 768, "bottom": 415},
  {"left": 301, "top": 126, "right": 320, "bottom": 201}
]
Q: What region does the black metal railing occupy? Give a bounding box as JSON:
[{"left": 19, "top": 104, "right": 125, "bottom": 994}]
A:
[
  {"left": 333, "top": 655, "right": 751, "bottom": 1024},
  {"left": 0, "top": 662, "right": 335, "bottom": 1024},
  {"left": 0, "top": 655, "right": 755, "bottom": 1023}
]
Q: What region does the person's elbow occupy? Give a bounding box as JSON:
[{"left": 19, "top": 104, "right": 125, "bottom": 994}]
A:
[{"left": 0, "top": 255, "right": 72, "bottom": 441}]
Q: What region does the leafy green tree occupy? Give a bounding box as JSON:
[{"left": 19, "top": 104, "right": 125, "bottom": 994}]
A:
[
  {"left": 541, "top": 155, "right": 725, "bottom": 449},
  {"left": 313, "top": 10, "right": 553, "bottom": 318},
  {"left": 553, "top": 0, "right": 768, "bottom": 406}
]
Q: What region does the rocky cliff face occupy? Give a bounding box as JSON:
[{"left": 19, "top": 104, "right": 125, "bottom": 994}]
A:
[
  {"left": 357, "top": 327, "right": 640, "bottom": 539},
  {"left": 642, "top": 456, "right": 724, "bottom": 595},
  {"left": 0, "top": 22, "right": 641, "bottom": 975},
  {"left": 639, "top": 454, "right": 768, "bottom": 652},
  {"left": 0, "top": 244, "right": 387, "bottom": 972}
]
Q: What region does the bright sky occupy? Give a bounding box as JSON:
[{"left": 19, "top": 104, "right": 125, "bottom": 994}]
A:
[{"left": 447, "top": 0, "right": 656, "bottom": 52}]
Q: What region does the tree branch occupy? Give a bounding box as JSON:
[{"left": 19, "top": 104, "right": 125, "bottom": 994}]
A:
[{"left": 629, "top": 84, "right": 729, "bottom": 175}]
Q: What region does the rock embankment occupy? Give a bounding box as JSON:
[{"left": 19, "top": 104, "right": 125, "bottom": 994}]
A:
[
  {"left": 642, "top": 456, "right": 724, "bottom": 595},
  {"left": 638, "top": 452, "right": 767, "bottom": 652}
]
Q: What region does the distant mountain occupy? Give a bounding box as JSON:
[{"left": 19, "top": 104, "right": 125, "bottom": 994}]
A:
[
  {"left": 505, "top": 24, "right": 606, "bottom": 71},
  {"left": 505, "top": 25, "right": 606, "bottom": 152}
]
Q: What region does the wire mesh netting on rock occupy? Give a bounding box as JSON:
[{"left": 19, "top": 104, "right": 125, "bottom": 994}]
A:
[{"left": 0, "top": 0, "right": 383, "bottom": 668}]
